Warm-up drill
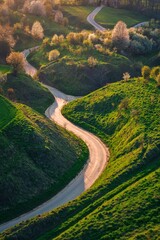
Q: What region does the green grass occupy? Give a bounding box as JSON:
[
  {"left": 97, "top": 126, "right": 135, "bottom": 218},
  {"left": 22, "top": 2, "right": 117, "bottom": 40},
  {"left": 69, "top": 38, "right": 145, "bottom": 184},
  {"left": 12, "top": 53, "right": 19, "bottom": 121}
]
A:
[
  {"left": 39, "top": 55, "right": 134, "bottom": 96},
  {"left": 0, "top": 73, "right": 53, "bottom": 115},
  {"left": 0, "top": 65, "right": 11, "bottom": 74},
  {"left": 0, "top": 96, "right": 88, "bottom": 224},
  {"left": 2, "top": 78, "right": 159, "bottom": 240},
  {"left": 0, "top": 96, "right": 17, "bottom": 129},
  {"left": 63, "top": 6, "right": 94, "bottom": 30},
  {"left": 29, "top": 41, "right": 138, "bottom": 96},
  {"left": 95, "top": 7, "right": 149, "bottom": 29}
]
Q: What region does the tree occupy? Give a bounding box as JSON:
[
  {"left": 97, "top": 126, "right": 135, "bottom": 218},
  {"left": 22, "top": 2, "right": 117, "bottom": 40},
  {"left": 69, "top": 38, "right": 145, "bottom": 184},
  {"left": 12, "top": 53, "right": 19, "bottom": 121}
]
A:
[
  {"left": 112, "top": 21, "right": 130, "bottom": 52},
  {"left": 123, "top": 72, "right": 130, "bottom": 81},
  {"left": 54, "top": 10, "right": 63, "bottom": 24},
  {"left": 141, "top": 66, "right": 151, "bottom": 80},
  {"left": 29, "top": 0, "right": 46, "bottom": 16},
  {"left": 6, "top": 52, "right": 25, "bottom": 76},
  {"left": 48, "top": 49, "right": 60, "bottom": 61},
  {"left": 150, "top": 66, "right": 160, "bottom": 80},
  {"left": 31, "top": 21, "right": 44, "bottom": 39},
  {"left": 0, "top": 24, "right": 16, "bottom": 48}
]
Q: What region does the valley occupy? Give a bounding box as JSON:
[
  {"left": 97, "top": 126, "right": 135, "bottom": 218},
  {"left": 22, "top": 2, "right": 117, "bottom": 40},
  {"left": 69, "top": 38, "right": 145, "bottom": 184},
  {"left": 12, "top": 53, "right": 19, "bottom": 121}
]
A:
[{"left": 0, "top": 1, "right": 160, "bottom": 239}]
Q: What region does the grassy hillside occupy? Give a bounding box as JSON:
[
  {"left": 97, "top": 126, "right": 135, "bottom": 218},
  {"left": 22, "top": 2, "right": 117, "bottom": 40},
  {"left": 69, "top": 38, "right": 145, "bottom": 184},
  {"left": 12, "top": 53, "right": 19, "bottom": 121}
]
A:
[
  {"left": 95, "top": 7, "right": 149, "bottom": 28},
  {"left": 0, "top": 96, "right": 88, "bottom": 224},
  {"left": 39, "top": 55, "right": 134, "bottom": 96},
  {"left": 0, "top": 73, "right": 53, "bottom": 114},
  {"left": 0, "top": 96, "right": 17, "bottom": 129},
  {"left": 29, "top": 39, "right": 137, "bottom": 96},
  {"left": 2, "top": 78, "right": 159, "bottom": 239},
  {"left": 63, "top": 6, "right": 94, "bottom": 30}
]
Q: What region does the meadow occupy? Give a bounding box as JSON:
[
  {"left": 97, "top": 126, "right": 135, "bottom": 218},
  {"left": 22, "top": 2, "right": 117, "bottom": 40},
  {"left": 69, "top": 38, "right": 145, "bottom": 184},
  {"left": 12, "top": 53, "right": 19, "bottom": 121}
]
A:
[{"left": 95, "top": 7, "right": 149, "bottom": 28}]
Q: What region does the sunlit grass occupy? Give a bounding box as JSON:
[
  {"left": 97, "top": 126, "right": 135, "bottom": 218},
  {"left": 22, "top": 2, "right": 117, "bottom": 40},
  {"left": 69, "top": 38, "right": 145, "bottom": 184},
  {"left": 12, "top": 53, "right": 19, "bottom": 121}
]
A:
[
  {"left": 0, "top": 65, "right": 11, "bottom": 74},
  {"left": 95, "top": 7, "right": 149, "bottom": 28}
]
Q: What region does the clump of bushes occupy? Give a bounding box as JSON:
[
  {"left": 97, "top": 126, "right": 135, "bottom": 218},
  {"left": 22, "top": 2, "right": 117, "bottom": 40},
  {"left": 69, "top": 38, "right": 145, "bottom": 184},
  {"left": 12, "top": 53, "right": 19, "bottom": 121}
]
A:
[{"left": 48, "top": 49, "right": 60, "bottom": 61}]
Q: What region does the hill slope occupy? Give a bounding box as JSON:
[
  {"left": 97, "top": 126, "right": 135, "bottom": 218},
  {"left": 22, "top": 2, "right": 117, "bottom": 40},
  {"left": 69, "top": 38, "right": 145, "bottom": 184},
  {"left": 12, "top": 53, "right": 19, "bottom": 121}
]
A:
[
  {"left": 0, "top": 73, "right": 53, "bottom": 114},
  {"left": 2, "top": 78, "right": 159, "bottom": 240},
  {"left": 0, "top": 96, "right": 88, "bottom": 224}
]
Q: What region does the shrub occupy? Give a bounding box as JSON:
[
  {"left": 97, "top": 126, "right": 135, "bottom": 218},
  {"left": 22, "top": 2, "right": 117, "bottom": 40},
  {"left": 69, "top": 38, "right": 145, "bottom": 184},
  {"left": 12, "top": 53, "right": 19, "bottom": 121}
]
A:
[
  {"left": 6, "top": 52, "right": 24, "bottom": 76},
  {"left": 150, "top": 66, "right": 160, "bottom": 80},
  {"left": 48, "top": 49, "right": 60, "bottom": 61},
  {"left": 66, "top": 32, "right": 83, "bottom": 45},
  {"left": 31, "top": 21, "right": 44, "bottom": 39},
  {"left": 88, "top": 56, "right": 98, "bottom": 67},
  {"left": 54, "top": 10, "right": 63, "bottom": 24},
  {"left": 130, "top": 33, "right": 152, "bottom": 55},
  {"left": 141, "top": 66, "right": 151, "bottom": 80},
  {"left": 123, "top": 72, "right": 130, "bottom": 81}
]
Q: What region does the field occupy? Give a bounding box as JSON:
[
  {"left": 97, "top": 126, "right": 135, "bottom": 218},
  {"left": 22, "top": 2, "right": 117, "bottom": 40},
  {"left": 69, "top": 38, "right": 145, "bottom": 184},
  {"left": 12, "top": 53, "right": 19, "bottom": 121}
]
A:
[
  {"left": 2, "top": 78, "right": 159, "bottom": 240},
  {"left": 0, "top": 96, "right": 88, "bottom": 224},
  {"left": 95, "top": 7, "right": 149, "bottom": 28},
  {"left": 63, "top": 6, "right": 94, "bottom": 30}
]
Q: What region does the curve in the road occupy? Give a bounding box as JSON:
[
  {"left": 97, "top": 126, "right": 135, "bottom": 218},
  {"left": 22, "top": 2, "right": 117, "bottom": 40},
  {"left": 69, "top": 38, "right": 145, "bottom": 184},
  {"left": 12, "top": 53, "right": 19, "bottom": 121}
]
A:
[
  {"left": 87, "top": 6, "right": 106, "bottom": 31},
  {"left": 0, "top": 28, "right": 110, "bottom": 232}
]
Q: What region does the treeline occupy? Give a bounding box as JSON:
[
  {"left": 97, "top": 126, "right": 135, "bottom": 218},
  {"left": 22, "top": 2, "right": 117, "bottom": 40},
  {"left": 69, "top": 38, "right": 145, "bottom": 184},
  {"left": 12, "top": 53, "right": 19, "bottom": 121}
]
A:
[{"left": 111, "top": 0, "right": 160, "bottom": 18}]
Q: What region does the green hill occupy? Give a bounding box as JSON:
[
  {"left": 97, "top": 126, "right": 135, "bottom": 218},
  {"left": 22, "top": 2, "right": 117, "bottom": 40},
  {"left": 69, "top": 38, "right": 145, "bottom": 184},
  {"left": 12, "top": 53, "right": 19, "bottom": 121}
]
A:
[
  {"left": 0, "top": 73, "right": 53, "bottom": 114},
  {"left": 2, "top": 78, "right": 159, "bottom": 240},
  {"left": 0, "top": 96, "right": 88, "bottom": 224}
]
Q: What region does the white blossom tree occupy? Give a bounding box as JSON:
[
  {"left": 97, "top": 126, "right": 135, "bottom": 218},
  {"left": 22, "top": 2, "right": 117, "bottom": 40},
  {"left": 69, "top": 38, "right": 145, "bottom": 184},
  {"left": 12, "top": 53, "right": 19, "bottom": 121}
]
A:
[
  {"left": 31, "top": 21, "right": 44, "bottom": 39},
  {"left": 48, "top": 49, "right": 60, "bottom": 61},
  {"left": 112, "top": 21, "right": 130, "bottom": 52}
]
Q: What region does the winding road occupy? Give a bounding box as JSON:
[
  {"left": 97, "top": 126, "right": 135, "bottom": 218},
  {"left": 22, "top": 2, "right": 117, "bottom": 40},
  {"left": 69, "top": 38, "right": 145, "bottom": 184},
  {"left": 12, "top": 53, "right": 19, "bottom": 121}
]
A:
[
  {"left": 87, "top": 6, "right": 106, "bottom": 31},
  {"left": 0, "top": 7, "right": 110, "bottom": 233}
]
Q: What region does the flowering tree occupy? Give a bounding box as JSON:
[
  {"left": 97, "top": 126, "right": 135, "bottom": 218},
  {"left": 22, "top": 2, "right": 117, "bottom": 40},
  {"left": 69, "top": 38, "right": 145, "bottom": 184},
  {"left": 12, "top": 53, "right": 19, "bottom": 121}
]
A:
[
  {"left": 6, "top": 52, "right": 25, "bottom": 76},
  {"left": 112, "top": 21, "right": 130, "bottom": 52},
  {"left": 48, "top": 49, "right": 60, "bottom": 61},
  {"left": 31, "top": 21, "right": 44, "bottom": 39},
  {"left": 29, "top": 0, "right": 46, "bottom": 16}
]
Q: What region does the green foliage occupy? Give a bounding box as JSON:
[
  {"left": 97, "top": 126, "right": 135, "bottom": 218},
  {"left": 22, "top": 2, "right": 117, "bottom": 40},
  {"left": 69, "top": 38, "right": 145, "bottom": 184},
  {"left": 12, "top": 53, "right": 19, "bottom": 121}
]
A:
[
  {"left": 2, "top": 79, "right": 159, "bottom": 240},
  {"left": 0, "top": 96, "right": 88, "bottom": 224},
  {"left": 29, "top": 34, "right": 138, "bottom": 96}
]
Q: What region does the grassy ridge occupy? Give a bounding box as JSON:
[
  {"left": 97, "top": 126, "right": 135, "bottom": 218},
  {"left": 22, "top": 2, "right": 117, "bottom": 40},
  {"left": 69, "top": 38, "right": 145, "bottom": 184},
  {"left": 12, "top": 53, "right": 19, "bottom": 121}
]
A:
[
  {"left": 0, "top": 73, "right": 53, "bottom": 115},
  {"left": 2, "top": 78, "right": 159, "bottom": 239},
  {"left": 0, "top": 96, "right": 88, "bottom": 224},
  {"left": 29, "top": 41, "right": 136, "bottom": 95},
  {"left": 95, "top": 7, "right": 149, "bottom": 28},
  {"left": 0, "top": 96, "right": 16, "bottom": 129}
]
